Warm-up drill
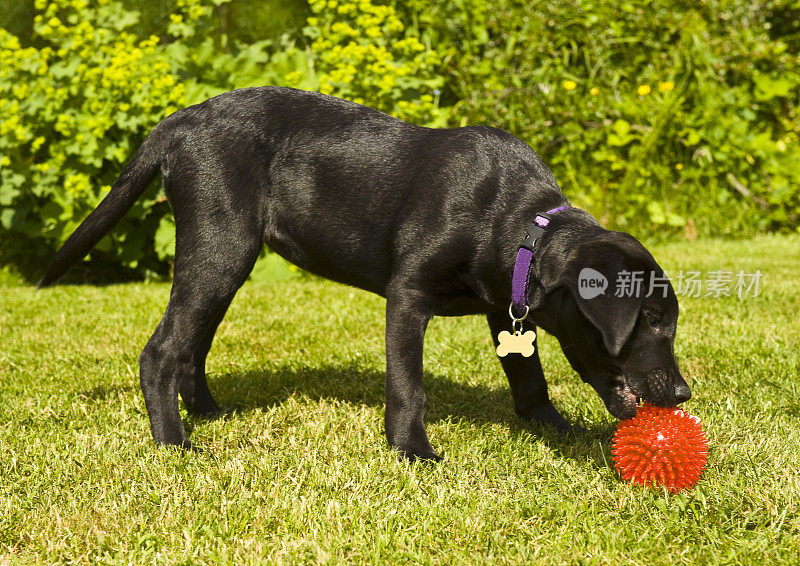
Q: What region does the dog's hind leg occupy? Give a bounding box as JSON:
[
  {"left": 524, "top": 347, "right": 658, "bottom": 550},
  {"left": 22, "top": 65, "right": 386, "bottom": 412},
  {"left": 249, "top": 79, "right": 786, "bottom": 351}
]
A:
[
  {"left": 178, "top": 319, "right": 225, "bottom": 418},
  {"left": 486, "top": 310, "right": 572, "bottom": 433},
  {"left": 139, "top": 218, "right": 261, "bottom": 449}
]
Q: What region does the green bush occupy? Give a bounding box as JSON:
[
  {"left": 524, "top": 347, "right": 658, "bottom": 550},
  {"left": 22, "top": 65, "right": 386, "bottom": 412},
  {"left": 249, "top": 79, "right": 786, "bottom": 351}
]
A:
[
  {"left": 0, "top": 0, "right": 311, "bottom": 280},
  {"left": 0, "top": 0, "right": 190, "bottom": 279},
  {"left": 0, "top": 0, "right": 449, "bottom": 281},
  {"left": 301, "top": 0, "right": 446, "bottom": 126},
  {"left": 1, "top": 0, "right": 798, "bottom": 282},
  {"left": 401, "top": 0, "right": 800, "bottom": 236}
]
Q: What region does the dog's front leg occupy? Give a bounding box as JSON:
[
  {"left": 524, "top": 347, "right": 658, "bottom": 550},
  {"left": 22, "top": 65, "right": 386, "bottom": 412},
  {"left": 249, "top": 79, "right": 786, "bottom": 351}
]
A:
[
  {"left": 384, "top": 286, "right": 441, "bottom": 462},
  {"left": 486, "top": 310, "right": 572, "bottom": 433}
]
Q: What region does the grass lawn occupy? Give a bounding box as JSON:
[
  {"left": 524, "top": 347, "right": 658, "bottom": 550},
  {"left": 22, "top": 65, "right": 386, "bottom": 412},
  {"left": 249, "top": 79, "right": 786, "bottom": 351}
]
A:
[{"left": 1, "top": 235, "right": 799, "bottom": 564}]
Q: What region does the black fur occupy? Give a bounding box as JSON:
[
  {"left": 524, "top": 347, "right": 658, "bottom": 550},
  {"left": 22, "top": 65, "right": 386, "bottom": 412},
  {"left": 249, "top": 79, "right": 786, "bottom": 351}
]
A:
[{"left": 39, "top": 87, "right": 690, "bottom": 460}]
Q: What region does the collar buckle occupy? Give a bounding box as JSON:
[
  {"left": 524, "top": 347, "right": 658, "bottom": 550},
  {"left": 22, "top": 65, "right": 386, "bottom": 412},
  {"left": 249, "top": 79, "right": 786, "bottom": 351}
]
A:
[
  {"left": 510, "top": 207, "right": 569, "bottom": 315},
  {"left": 518, "top": 212, "right": 555, "bottom": 251}
]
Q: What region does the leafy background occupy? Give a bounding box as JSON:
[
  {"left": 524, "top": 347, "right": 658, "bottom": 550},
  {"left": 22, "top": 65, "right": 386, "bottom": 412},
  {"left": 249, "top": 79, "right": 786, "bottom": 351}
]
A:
[{"left": 1, "top": 0, "right": 798, "bottom": 282}]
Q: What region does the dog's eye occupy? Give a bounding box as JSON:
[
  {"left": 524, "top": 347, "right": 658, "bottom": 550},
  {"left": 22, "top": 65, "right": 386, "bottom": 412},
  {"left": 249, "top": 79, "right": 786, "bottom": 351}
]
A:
[{"left": 643, "top": 309, "right": 662, "bottom": 326}]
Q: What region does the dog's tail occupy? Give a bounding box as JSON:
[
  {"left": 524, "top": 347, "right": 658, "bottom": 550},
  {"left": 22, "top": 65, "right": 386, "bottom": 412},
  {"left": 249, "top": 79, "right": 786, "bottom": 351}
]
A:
[{"left": 37, "top": 123, "right": 169, "bottom": 288}]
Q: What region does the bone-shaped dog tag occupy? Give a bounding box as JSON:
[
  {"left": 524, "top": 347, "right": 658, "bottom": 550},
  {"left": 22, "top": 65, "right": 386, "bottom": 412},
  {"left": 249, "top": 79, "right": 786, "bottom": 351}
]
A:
[{"left": 496, "top": 330, "right": 536, "bottom": 357}]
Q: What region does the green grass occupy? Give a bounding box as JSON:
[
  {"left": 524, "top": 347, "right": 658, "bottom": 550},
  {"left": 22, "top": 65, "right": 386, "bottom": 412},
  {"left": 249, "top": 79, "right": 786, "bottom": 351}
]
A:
[{"left": 1, "top": 235, "right": 799, "bottom": 564}]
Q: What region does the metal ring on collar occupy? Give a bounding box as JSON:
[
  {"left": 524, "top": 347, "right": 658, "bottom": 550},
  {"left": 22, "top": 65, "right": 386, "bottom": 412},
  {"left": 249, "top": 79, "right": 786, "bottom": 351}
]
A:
[{"left": 508, "top": 302, "right": 529, "bottom": 323}]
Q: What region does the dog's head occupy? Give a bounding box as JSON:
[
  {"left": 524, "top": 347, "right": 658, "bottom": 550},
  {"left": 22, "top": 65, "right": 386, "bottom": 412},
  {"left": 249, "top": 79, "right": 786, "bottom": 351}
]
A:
[{"left": 536, "top": 230, "right": 690, "bottom": 420}]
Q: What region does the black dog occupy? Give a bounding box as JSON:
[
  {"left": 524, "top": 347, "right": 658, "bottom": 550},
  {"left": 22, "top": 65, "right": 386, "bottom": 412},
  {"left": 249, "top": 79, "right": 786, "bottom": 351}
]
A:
[{"left": 39, "top": 86, "right": 690, "bottom": 461}]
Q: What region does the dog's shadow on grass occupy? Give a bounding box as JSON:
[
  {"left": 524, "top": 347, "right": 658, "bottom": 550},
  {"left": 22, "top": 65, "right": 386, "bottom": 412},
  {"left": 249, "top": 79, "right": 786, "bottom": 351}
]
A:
[{"left": 204, "top": 363, "right": 616, "bottom": 469}]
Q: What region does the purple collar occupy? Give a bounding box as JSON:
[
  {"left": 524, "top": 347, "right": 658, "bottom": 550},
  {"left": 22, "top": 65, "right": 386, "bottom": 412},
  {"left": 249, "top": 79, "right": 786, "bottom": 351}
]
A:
[{"left": 511, "top": 205, "right": 570, "bottom": 315}]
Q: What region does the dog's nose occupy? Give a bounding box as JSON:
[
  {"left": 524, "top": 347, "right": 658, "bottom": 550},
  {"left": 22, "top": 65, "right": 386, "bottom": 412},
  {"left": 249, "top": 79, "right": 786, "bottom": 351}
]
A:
[{"left": 674, "top": 383, "right": 691, "bottom": 404}]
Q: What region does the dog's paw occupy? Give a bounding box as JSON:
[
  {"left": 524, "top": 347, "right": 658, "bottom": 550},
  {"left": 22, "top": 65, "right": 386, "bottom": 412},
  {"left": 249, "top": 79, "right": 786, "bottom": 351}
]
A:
[
  {"left": 156, "top": 438, "right": 203, "bottom": 454},
  {"left": 400, "top": 449, "right": 443, "bottom": 464},
  {"left": 393, "top": 442, "right": 443, "bottom": 463},
  {"left": 521, "top": 404, "right": 576, "bottom": 434}
]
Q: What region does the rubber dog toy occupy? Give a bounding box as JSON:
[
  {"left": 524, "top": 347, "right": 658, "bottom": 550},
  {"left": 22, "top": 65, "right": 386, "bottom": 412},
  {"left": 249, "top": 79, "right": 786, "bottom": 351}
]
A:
[{"left": 612, "top": 402, "right": 709, "bottom": 492}]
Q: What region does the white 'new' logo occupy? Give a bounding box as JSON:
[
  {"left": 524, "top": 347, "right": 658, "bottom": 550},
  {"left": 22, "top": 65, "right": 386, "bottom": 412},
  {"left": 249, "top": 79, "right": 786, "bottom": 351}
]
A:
[{"left": 578, "top": 268, "right": 608, "bottom": 299}]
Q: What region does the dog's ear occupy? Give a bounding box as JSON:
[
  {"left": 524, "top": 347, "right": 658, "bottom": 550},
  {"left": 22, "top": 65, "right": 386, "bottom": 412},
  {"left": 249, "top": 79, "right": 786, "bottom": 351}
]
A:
[{"left": 537, "top": 233, "right": 651, "bottom": 357}]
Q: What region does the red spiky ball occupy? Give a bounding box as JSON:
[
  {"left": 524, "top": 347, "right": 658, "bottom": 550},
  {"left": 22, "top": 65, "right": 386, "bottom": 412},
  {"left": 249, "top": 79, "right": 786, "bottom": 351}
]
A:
[{"left": 612, "top": 402, "right": 709, "bottom": 492}]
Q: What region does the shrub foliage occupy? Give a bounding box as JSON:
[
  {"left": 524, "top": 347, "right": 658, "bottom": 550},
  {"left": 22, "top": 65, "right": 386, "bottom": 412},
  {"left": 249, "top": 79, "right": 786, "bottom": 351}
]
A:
[
  {"left": 1, "top": 0, "right": 798, "bottom": 280},
  {"left": 403, "top": 0, "right": 800, "bottom": 235}
]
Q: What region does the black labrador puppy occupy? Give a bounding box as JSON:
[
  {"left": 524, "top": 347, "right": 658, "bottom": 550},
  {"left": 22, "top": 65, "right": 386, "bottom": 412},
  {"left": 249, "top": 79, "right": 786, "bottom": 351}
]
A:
[{"left": 39, "top": 86, "right": 690, "bottom": 461}]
